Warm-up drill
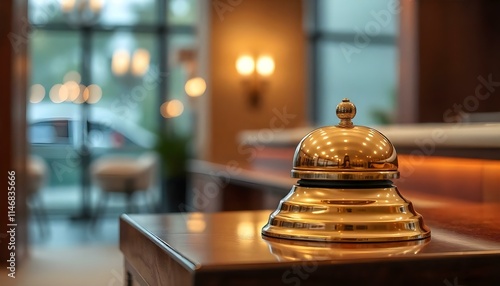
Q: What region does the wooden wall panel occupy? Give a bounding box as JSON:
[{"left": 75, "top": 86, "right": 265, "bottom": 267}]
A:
[
  {"left": 208, "top": 0, "right": 308, "bottom": 164},
  {"left": 417, "top": 0, "right": 500, "bottom": 122}
]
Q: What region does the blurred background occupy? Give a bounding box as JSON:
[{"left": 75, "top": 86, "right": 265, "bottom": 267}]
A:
[
  {"left": 27, "top": 0, "right": 202, "bottom": 217},
  {"left": 22, "top": 0, "right": 500, "bottom": 217},
  {"left": 1, "top": 0, "right": 499, "bottom": 285},
  {"left": 18, "top": 0, "right": 401, "bottom": 224}
]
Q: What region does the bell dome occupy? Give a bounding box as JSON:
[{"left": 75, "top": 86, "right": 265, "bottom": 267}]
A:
[{"left": 292, "top": 98, "right": 399, "bottom": 180}]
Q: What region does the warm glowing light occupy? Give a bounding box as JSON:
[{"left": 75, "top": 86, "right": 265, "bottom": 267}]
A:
[
  {"left": 111, "top": 49, "right": 130, "bottom": 76},
  {"left": 184, "top": 77, "right": 206, "bottom": 97},
  {"left": 61, "top": 0, "right": 76, "bottom": 12},
  {"left": 72, "top": 84, "right": 86, "bottom": 104},
  {"left": 30, "top": 84, "right": 45, "bottom": 103},
  {"left": 186, "top": 219, "right": 206, "bottom": 233},
  {"left": 160, "top": 99, "right": 184, "bottom": 118},
  {"left": 63, "top": 70, "right": 81, "bottom": 84},
  {"left": 89, "top": 0, "right": 104, "bottom": 12},
  {"left": 83, "top": 84, "right": 102, "bottom": 104},
  {"left": 186, "top": 213, "right": 206, "bottom": 233},
  {"left": 235, "top": 55, "right": 255, "bottom": 76},
  {"left": 63, "top": 80, "right": 81, "bottom": 102},
  {"left": 237, "top": 222, "right": 255, "bottom": 239},
  {"left": 131, "top": 49, "right": 150, "bottom": 76},
  {"left": 59, "top": 84, "right": 69, "bottom": 101},
  {"left": 49, "top": 84, "right": 67, "bottom": 103},
  {"left": 256, "top": 55, "right": 275, "bottom": 76}
]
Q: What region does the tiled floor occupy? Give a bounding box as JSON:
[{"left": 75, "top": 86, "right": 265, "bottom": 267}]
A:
[
  {"left": 0, "top": 180, "right": 161, "bottom": 286},
  {"left": 0, "top": 244, "right": 124, "bottom": 286},
  {"left": 30, "top": 214, "right": 121, "bottom": 247},
  {"left": 0, "top": 213, "right": 127, "bottom": 286}
]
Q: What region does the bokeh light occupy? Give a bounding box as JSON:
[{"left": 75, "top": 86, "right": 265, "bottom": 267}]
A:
[
  {"left": 235, "top": 55, "right": 255, "bottom": 76},
  {"left": 72, "top": 84, "right": 87, "bottom": 104},
  {"left": 184, "top": 77, "right": 206, "bottom": 97},
  {"left": 63, "top": 70, "right": 81, "bottom": 84},
  {"left": 29, "top": 84, "right": 45, "bottom": 103},
  {"left": 49, "top": 84, "right": 68, "bottom": 103},
  {"left": 61, "top": 0, "right": 76, "bottom": 12},
  {"left": 64, "top": 80, "right": 81, "bottom": 102},
  {"left": 83, "top": 84, "right": 102, "bottom": 104},
  {"left": 112, "top": 49, "right": 130, "bottom": 76},
  {"left": 256, "top": 55, "right": 275, "bottom": 76},
  {"left": 131, "top": 49, "right": 150, "bottom": 76},
  {"left": 160, "top": 99, "right": 184, "bottom": 118},
  {"left": 89, "top": 0, "right": 104, "bottom": 12}
]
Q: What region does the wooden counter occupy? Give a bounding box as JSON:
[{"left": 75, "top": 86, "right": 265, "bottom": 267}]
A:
[{"left": 120, "top": 195, "right": 500, "bottom": 286}]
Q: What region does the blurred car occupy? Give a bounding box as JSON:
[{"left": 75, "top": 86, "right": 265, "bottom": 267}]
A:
[{"left": 28, "top": 103, "right": 157, "bottom": 186}]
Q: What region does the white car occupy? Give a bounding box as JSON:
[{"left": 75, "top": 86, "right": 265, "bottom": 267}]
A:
[
  {"left": 28, "top": 103, "right": 157, "bottom": 185},
  {"left": 28, "top": 103, "right": 156, "bottom": 149}
]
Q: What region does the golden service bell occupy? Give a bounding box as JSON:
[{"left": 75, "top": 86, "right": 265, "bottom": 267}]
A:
[{"left": 262, "top": 98, "right": 431, "bottom": 242}]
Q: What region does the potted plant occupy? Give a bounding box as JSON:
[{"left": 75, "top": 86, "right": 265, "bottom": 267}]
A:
[{"left": 154, "top": 131, "right": 191, "bottom": 213}]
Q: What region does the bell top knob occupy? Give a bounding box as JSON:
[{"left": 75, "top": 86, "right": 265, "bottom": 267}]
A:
[{"left": 336, "top": 98, "right": 356, "bottom": 127}]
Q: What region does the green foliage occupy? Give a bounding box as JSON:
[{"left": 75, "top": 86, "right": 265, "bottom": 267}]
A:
[{"left": 154, "top": 132, "right": 191, "bottom": 178}]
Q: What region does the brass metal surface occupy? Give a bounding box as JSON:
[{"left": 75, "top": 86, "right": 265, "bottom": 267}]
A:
[
  {"left": 292, "top": 98, "right": 399, "bottom": 180},
  {"left": 263, "top": 98, "right": 430, "bottom": 242},
  {"left": 264, "top": 236, "right": 430, "bottom": 262},
  {"left": 262, "top": 184, "right": 430, "bottom": 242}
]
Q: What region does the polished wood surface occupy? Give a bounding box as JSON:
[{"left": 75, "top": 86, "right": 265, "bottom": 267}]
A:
[
  {"left": 208, "top": 0, "right": 307, "bottom": 164},
  {"left": 120, "top": 193, "right": 500, "bottom": 285}
]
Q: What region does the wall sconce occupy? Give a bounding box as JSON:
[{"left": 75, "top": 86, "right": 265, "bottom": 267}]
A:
[{"left": 235, "top": 54, "right": 275, "bottom": 108}]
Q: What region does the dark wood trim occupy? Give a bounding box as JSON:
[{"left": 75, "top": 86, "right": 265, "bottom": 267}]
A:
[
  {"left": 0, "top": 0, "right": 28, "bottom": 266},
  {"left": 120, "top": 214, "right": 195, "bottom": 286}
]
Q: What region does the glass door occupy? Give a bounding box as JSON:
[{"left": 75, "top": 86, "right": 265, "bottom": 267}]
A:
[{"left": 27, "top": 0, "right": 200, "bottom": 217}]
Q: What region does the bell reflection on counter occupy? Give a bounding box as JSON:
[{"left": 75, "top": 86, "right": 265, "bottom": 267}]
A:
[
  {"left": 262, "top": 98, "right": 431, "bottom": 242},
  {"left": 265, "top": 237, "right": 430, "bottom": 262}
]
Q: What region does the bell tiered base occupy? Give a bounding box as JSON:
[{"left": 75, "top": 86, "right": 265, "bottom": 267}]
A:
[
  {"left": 262, "top": 183, "right": 431, "bottom": 242},
  {"left": 264, "top": 237, "right": 429, "bottom": 262}
]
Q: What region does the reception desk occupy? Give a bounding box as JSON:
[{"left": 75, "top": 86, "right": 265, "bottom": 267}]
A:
[
  {"left": 120, "top": 123, "right": 500, "bottom": 284},
  {"left": 120, "top": 196, "right": 500, "bottom": 285}
]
